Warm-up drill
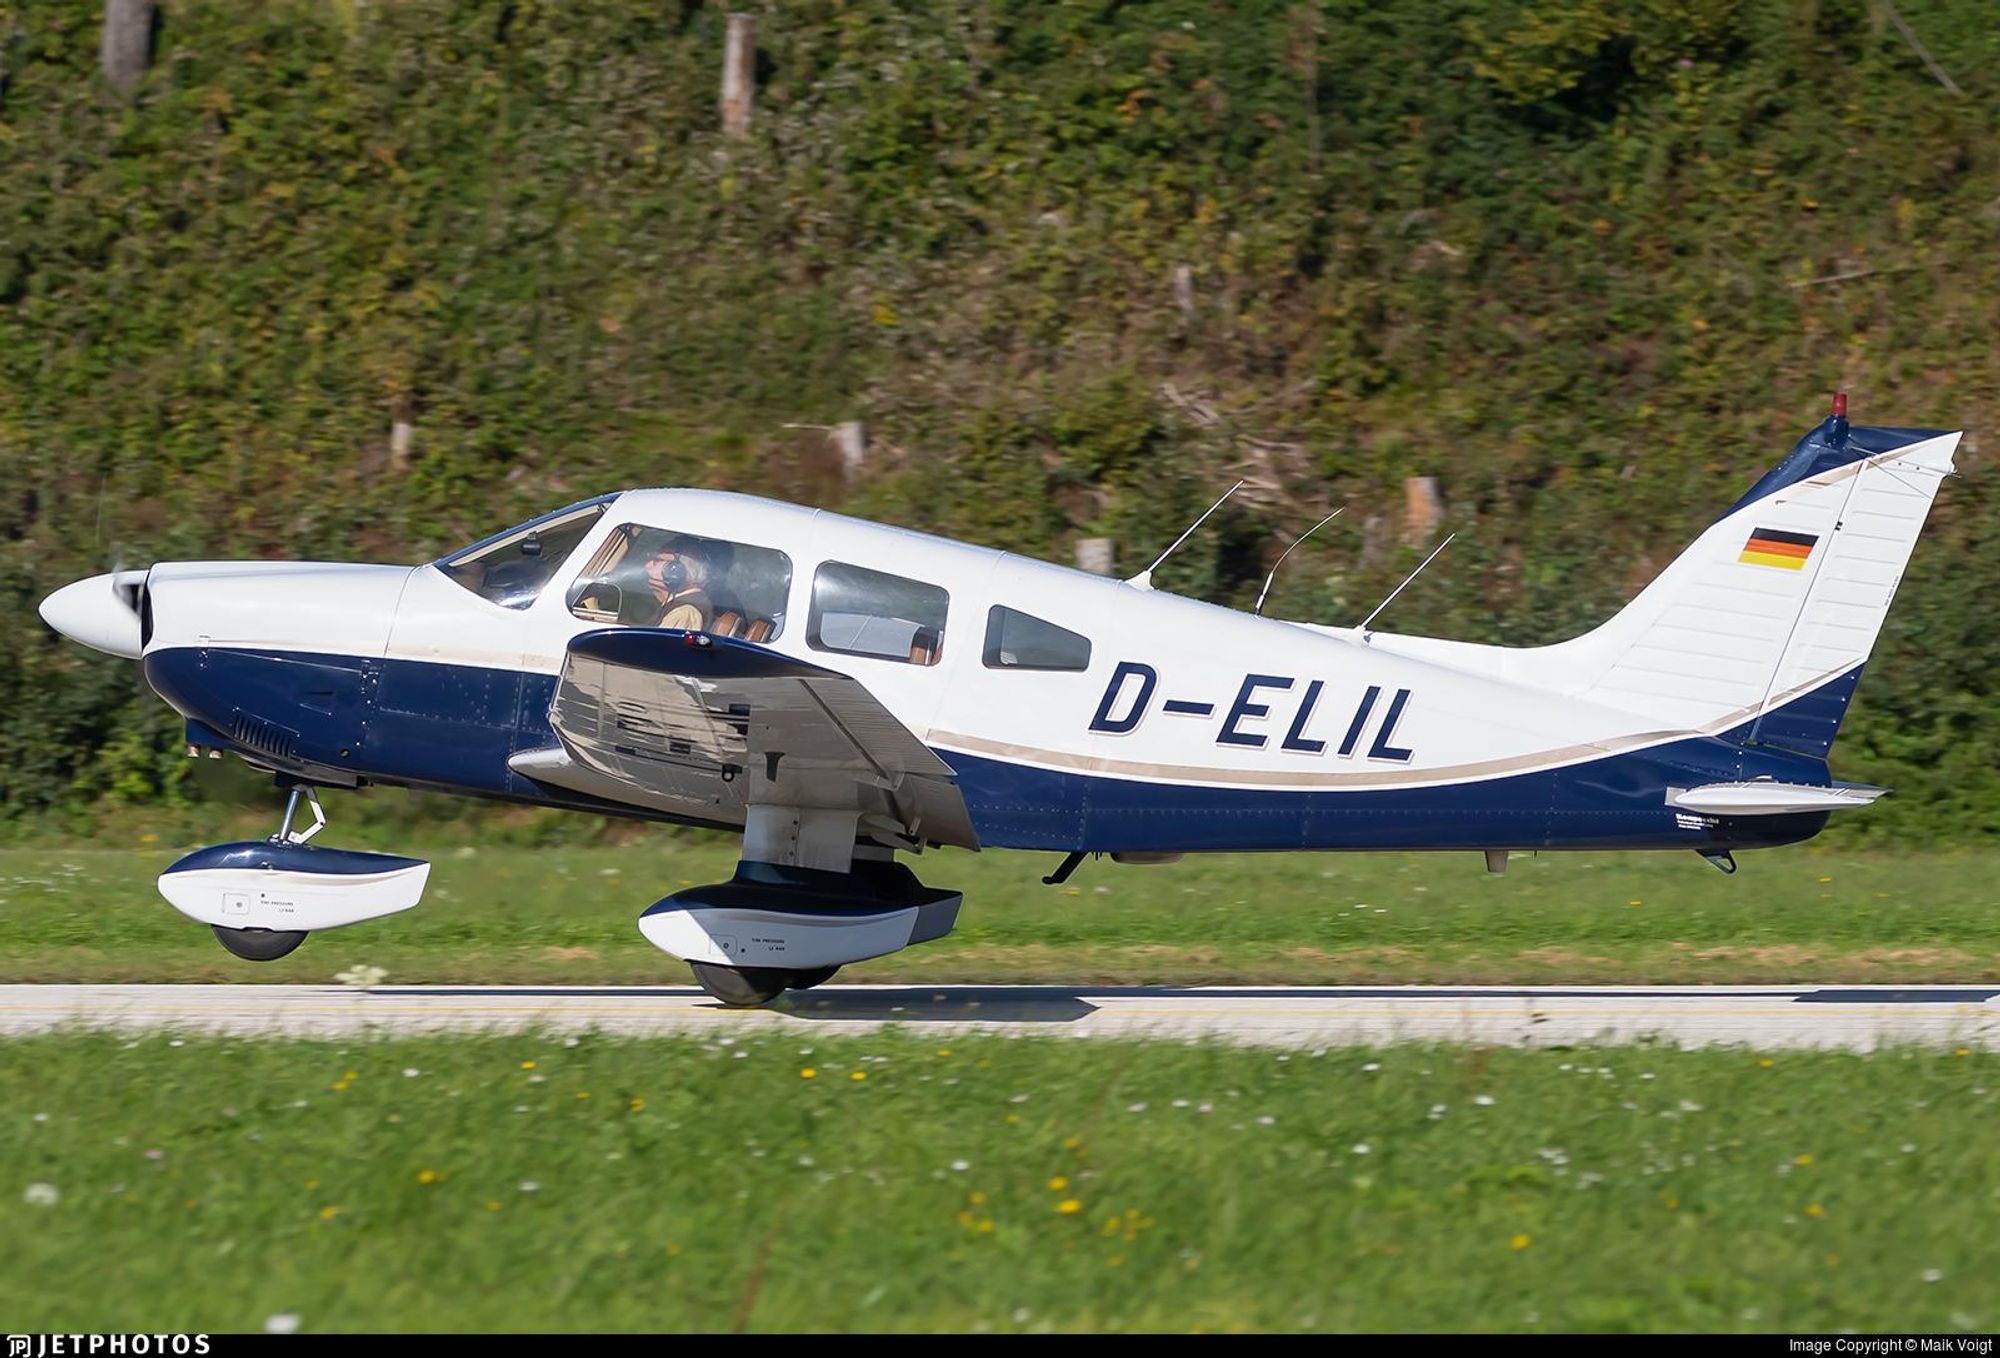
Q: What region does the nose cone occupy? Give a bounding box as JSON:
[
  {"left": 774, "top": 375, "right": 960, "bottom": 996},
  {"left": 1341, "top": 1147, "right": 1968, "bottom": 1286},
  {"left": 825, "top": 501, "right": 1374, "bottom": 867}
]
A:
[{"left": 39, "top": 571, "right": 147, "bottom": 659}]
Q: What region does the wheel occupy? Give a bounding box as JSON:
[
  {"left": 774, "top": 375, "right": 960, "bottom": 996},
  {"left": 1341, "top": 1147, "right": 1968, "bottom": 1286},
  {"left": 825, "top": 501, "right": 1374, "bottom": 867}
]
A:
[
  {"left": 786, "top": 965, "right": 840, "bottom": 991},
  {"left": 210, "top": 925, "right": 309, "bottom": 961},
  {"left": 689, "top": 961, "right": 790, "bottom": 1007}
]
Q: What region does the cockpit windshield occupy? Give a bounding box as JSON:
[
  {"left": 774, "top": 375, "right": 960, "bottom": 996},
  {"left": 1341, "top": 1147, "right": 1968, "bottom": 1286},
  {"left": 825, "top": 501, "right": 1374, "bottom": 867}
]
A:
[{"left": 435, "top": 496, "right": 615, "bottom": 610}]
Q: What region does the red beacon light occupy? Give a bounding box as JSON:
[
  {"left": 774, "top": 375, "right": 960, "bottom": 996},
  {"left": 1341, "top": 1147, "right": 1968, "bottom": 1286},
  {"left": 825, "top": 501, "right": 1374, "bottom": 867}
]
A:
[{"left": 1831, "top": 391, "right": 1848, "bottom": 419}]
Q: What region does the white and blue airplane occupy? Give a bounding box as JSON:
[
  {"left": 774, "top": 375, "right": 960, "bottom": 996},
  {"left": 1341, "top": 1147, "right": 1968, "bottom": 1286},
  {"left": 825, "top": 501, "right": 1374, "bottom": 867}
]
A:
[{"left": 38, "top": 398, "right": 1959, "bottom": 1004}]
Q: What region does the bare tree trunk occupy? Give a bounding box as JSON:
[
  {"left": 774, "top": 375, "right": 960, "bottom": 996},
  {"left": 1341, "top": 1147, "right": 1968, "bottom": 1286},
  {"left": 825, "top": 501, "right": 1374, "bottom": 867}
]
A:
[
  {"left": 100, "top": 0, "right": 155, "bottom": 96},
  {"left": 1403, "top": 477, "right": 1442, "bottom": 547},
  {"left": 720, "top": 14, "right": 756, "bottom": 139}
]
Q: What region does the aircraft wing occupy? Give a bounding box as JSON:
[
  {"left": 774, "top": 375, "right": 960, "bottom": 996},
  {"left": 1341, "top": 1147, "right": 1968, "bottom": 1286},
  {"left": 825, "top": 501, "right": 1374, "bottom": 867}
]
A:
[{"left": 509, "top": 629, "right": 978, "bottom": 850}]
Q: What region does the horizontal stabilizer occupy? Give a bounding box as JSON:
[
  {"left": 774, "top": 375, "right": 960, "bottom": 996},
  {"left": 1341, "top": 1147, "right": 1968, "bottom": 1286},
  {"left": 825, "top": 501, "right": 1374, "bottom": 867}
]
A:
[{"left": 1669, "top": 782, "right": 1887, "bottom": 816}]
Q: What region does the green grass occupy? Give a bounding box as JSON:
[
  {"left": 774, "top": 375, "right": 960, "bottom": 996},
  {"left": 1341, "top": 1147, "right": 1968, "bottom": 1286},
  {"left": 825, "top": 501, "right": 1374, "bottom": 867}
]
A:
[
  {"left": 1, "top": 1030, "right": 1993, "bottom": 1331},
  {"left": 0, "top": 843, "right": 1996, "bottom": 986}
]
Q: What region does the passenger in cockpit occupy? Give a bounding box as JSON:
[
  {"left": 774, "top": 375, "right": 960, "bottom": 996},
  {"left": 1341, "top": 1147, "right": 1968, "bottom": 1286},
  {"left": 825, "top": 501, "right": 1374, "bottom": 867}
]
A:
[{"left": 639, "top": 538, "right": 713, "bottom": 631}]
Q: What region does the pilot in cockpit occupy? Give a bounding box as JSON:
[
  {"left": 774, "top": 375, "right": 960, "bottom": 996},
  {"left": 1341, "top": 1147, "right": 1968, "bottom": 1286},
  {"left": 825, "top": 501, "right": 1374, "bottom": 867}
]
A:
[{"left": 638, "top": 538, "right": 713, "bottom": 632}]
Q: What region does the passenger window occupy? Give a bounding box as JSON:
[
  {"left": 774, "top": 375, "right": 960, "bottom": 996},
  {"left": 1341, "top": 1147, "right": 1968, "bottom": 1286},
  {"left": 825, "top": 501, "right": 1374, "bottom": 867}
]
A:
[
  {"left": 983, "top": 606, "right": 1091, "bottom": 672},
  {"left": 567, "top": 524, "right": 793, "bottom": 641},
  {"left": 808, "top": 561, "right": 949, "bottom": 666},
  {"left": 437, "top": 499, "right": 612, "bottom": 610}
]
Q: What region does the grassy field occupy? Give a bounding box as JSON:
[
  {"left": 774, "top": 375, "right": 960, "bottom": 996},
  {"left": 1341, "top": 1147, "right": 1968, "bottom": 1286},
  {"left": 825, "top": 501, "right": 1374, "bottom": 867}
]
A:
[
  {"left": 0, "top": 1030, "right": 1992, "bottom": 1332},
  {"left": 0, "top": 842, "right": 1996, "bottom": 986}
]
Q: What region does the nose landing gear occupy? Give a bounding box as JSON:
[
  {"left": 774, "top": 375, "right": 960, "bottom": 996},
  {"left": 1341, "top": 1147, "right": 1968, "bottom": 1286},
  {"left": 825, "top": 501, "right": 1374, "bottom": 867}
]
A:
[
  {"left": 157, "top": 783, "right": 432, "bottom": 959},
  {"left": 210, "top": 924, "right": 310, "bottom": 961}
]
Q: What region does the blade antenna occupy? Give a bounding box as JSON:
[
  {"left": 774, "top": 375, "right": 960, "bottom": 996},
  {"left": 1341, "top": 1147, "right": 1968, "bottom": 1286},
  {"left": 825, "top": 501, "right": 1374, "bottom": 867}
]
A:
[
  {"left": 1253, "top": 507, "right": 1345, "bottom": 617},
  {"left": 1359, "top": 531, "right": 1456, "bottom": 637},
  {"left": 1126, "top": 481, "right": 1244, "bottom": 592}
]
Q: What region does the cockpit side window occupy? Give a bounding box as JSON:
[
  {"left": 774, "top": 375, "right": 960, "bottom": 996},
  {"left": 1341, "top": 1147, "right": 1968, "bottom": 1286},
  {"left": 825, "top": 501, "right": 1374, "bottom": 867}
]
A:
[
  {"left": 567, "top": 524, "right": 793, "bottom": 641},
  {"left": 436, "top": 499, "right": 613, "bottom": 610},
  {"left": 983, "top": 606, "right": 1091, "bottom": 672}
]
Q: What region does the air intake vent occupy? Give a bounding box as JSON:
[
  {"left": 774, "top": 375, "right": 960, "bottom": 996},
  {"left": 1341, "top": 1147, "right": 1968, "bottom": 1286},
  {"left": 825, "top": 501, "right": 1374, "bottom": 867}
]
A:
[{"left": 230, "top": 711, "right": 299, "bottom": 762}]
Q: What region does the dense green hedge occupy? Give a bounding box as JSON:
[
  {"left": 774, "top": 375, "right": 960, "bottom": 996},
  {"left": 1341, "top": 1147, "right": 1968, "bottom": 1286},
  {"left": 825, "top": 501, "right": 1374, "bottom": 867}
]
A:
[{"left": 1, "top": 0, "right": 1996, "bottom": 841}]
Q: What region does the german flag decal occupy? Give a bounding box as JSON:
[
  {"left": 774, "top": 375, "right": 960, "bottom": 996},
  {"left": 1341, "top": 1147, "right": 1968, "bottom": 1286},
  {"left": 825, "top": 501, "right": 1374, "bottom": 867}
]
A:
[{"left": 1739, "top": 527, "right": 1817, "bottom": 570}]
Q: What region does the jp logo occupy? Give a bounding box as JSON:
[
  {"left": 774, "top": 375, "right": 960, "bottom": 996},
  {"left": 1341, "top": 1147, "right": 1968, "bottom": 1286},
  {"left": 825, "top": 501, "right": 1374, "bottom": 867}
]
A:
[{"left": 1088, "top": 661, "right": 1414, "bottom": 762}]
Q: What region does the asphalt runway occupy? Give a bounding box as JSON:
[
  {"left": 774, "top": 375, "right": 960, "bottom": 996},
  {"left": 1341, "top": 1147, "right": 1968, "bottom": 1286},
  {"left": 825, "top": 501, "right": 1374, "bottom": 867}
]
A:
[{"left": 2, "top": 983, "right": 1998, "bottom": 1049}]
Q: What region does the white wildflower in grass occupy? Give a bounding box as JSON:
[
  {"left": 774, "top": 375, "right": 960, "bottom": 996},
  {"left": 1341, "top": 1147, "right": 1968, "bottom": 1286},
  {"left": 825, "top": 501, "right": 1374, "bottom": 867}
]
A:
[
  {"left": 1474, "top": 1094, "right": 1495, "bottom": 1107},
  {"left": 1903, "top": 1144, "right": 1918, "bottom": 1154},
  {"left": 797, "top": 1155, "right": 815, "bottom": 1168},
  {"left": 1679, "top": 1100, "right": 1703, "bottom": 1113},
  {"left": 32, "top": 1113, "right": 47, "bottom": 1123},
  {"left": 24, "top": 1182, "right": 59, "bottom": 1206},
  {"left": 1257, "top": 1115, "right": 1275, "bottom": 1126},
  {"left": 402, "top": 1068, "right": 420, "bottom": 1078},
  {"left": 1924, "top": 1269, "right": 1944, "bottom": 1284},
  {"left": 1127, "top": 1102, "right": 1148, "bottom": 1113},
  {"left": 1361, "top": 1063, "right": 1381, "bottom": 1073},
  {"left": 169, "top": 1039, "right": 185, "bottom": 1048},
  {"left": 1197, "top": 1102, "right": 1214, "bottom": 1114},
  {"left": 333, "top": 965, "right": 387, "bottom": 988},
  {"left": 950, "top": 1160, "right": 969, "bottom": 1172},
  {"left": 1010, "top": 1093, "right": 1030, "bottom": 1104},
  {"left": 1427, "top": 1104, "right": 1446, "bottom": 1120},
  {"left": 263, "top": 1314, "right": 300, "bottom": 1335},
  {"left": 1351, "top": 1143, "right": 1371, "bottom": 1155},
  {"left": 563, "top": 1037, "right": 580, "bottom": 1048},
  {"left": 519, "top": 1181, "right": 540, "bottom": 1194},
  {"left": 1171, "top": 1099, "right": 1190, "bottom": 1108}
]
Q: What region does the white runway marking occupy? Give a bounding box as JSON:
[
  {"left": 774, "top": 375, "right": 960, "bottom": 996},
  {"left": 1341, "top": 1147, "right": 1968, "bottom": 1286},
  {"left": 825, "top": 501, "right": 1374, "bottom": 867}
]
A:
[{"left": 1, "top": 984, "right": 1998, "bottom": 1049}]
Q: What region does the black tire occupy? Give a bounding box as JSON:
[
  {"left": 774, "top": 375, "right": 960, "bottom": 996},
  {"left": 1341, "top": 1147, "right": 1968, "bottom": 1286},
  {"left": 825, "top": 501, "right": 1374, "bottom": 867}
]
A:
[
  {"left": 689, "top": 961, "right": 790, "bottom": 1007},
  {"left": 786, "top": 966, "right": 840, "bottom": 991},
  {"left": 211, "top": 925, "right": 309, "bottom": 961}
]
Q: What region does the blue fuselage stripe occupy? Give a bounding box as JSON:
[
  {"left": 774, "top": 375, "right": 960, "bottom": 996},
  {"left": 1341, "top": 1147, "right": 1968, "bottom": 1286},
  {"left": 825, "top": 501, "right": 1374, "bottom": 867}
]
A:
[{"left": 144, "top": 646, "right": 1839, "bottom": 855}]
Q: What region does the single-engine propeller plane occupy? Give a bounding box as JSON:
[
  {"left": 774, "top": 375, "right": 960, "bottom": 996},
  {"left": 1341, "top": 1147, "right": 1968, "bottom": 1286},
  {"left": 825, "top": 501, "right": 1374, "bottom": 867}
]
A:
[{"left": 39, "top": 398, "right": 1959, "bottom": 1004}]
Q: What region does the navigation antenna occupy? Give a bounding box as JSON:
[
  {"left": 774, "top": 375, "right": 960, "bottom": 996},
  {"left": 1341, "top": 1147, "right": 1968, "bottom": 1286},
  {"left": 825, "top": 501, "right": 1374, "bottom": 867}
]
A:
[
  {"left": 1125, "top": 481, "right": 1244, "bottom": 592},
  {"left": 1358, "top": 531, "right": 1456, "bottom": 638},
  {"left": 1252, "top": 508, "right": 1345, "bottom": 617}
]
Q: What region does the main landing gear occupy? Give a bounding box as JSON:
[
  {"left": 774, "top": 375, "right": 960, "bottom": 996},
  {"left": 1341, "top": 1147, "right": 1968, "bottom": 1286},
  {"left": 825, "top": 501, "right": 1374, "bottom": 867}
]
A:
[
  {"left": 642, "top": 857, "right": 962, "bottom": 1008},
  {"left": 688, "top": 961, "right": 841, "bottom": 1007}
]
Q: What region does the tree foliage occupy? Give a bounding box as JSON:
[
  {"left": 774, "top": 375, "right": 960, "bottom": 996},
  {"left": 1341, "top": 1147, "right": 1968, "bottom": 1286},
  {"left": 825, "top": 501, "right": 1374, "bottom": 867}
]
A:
[{"left": 0, "top": 0, "right": 1995, "bottom": 841}]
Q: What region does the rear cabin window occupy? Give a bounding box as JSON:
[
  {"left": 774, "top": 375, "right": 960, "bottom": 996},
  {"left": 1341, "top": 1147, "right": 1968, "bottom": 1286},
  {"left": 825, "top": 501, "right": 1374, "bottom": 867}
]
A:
[
  {"left": 808, "top": 561, "right": 949, "bottom": 666},
  {"left": 567, "top": 524, "right": 793, "bottom": 641},
  {"left": 983, "top": 606, "right": 1091, "bottom": 672}
]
